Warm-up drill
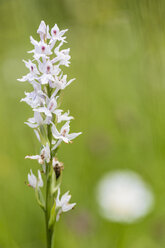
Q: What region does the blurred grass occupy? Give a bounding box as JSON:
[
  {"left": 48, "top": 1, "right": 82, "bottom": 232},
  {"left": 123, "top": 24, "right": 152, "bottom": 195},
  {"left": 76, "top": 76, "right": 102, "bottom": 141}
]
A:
[{"left": 1, "top": 0, "right": 165, "bottom": 247}]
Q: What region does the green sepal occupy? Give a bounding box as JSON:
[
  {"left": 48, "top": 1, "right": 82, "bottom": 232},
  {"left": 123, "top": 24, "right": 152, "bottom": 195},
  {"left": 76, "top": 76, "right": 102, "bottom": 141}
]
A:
[
  {"left": 35, "top": 187, "right": 46, "bottom": 211},
  {"left": 48, "top": 201, "right": 56, "bottom": 229},
  {"left": 56, "top": 89, "right": 61, "bottom": 98},
  {"left": 50, "top": 169, "right": 62, "bottom": 196},
  {"left": 51, "top": 145, "right": 60, "bottom": 158},
  {"left": 50, "top": 170, "right": 56, "bottom": 195},
  {"left": 39, "top": 125, "right": 49, "bottom": 146}
]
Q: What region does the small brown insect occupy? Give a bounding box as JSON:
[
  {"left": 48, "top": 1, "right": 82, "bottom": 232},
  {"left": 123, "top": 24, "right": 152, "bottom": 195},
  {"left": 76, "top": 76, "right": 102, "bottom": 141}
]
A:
[
  {"left": 41, "top": 153, "right": 45, "bottom": 160},
  {"left": 52, "top": 157, "right": 64, "bottom": 180}
]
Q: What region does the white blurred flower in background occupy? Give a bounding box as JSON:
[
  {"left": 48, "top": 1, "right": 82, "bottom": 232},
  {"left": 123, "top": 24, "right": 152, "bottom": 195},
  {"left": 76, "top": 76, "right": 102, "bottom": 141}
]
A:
[{"left": 96, "top": 170, "right": 154, "bottom": 223}]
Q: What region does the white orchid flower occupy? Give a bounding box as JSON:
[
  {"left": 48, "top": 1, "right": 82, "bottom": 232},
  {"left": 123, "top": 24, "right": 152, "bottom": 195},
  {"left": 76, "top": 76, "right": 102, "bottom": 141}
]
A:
[
  {"left": 54, "top": 74, "right": 75, "bottom": 90},
  {"left": 29, "top": 36, "right": 52, "bottom": 60},
  {"left": 25, "top": 143, "right": 50, "bottom": 164},
  {"left": 55, "top": 110, "right": 74, "bottom": 123},
  {"left": 50, "top": 24, "right": 68, "bottom": 43},
  {"left": 25, "top": 112, "right": 45, "bottom": 128},
  {"left": 55, "top": 188, "right": 76, "bottom": 221},
  {"left": 18, "top": 59, "right": 40, "bottom": 82},
  {"left": 21, "top": 83, "right": 46, "bottom": 109},
  {"left": 33, "top": 97, "right": 59, "bottom": 119},
  {"left": 38, "top": 60, "right": 61, "bottom": 85},
  {"left": 51, "top": 74, "right": 75, "bottom": 97},
  {"left": 51, "top": 41, "right": 71, "bottom": 67},
  {"left": 37, "top": 20, "right": 51, "bottom": 41},
  {"left": 51, "top": 121, "right": 82, "bottom": 150},
  {"left": 28, "top": 169, "right": 43, "bottom": 189},
  {"left": 38, "top": 60, "right": 59, "bottom": 75}
]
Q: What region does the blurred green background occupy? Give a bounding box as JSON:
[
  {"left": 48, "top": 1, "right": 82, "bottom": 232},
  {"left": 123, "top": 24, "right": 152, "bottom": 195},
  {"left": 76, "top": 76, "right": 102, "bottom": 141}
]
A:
[{"left": 1, "top": 0, "right": 165, "bottom": 247}]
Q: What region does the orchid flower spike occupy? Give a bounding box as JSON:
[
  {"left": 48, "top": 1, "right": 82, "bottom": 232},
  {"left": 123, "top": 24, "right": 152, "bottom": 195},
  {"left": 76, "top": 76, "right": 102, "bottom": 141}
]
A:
[{"left": 18, "top": 20, "right": 82, "bottom": 247}]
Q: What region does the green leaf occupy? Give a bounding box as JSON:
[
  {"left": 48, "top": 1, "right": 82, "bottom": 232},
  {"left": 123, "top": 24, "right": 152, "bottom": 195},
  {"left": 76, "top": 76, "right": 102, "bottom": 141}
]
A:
[
  {"left": 35, "top": 187, "right": 46, "bottom": 211},
  {"left": 39, "top": 125, "right": 49, "bottom": 145},
  {"left": 51, "top": 145, "right": 60, "bottom": 158},
  {"left": 48, "top": 201, "right": 56, "bottom": 229}
]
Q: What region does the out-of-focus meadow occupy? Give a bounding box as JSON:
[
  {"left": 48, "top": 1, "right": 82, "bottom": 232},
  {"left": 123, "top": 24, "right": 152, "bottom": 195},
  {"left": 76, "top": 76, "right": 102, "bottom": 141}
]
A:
[{"left": 1, "top": 0, "right": 165, "bottom": 247}]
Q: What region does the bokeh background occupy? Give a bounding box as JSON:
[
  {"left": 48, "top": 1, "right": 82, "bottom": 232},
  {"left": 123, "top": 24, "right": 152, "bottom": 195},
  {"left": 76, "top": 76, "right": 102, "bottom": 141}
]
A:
[{"left": 1, "top": 0, "right": 165, "bottom": 247}]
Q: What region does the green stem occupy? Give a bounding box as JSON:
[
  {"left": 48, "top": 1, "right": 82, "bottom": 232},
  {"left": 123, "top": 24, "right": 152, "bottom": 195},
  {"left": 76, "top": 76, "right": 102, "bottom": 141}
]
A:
[
  {"left": 45, "top": 162, "right": 52, "bottom": 247},
  {"left": 45, "top": 85, "right": 54, "bottom": 248}
]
